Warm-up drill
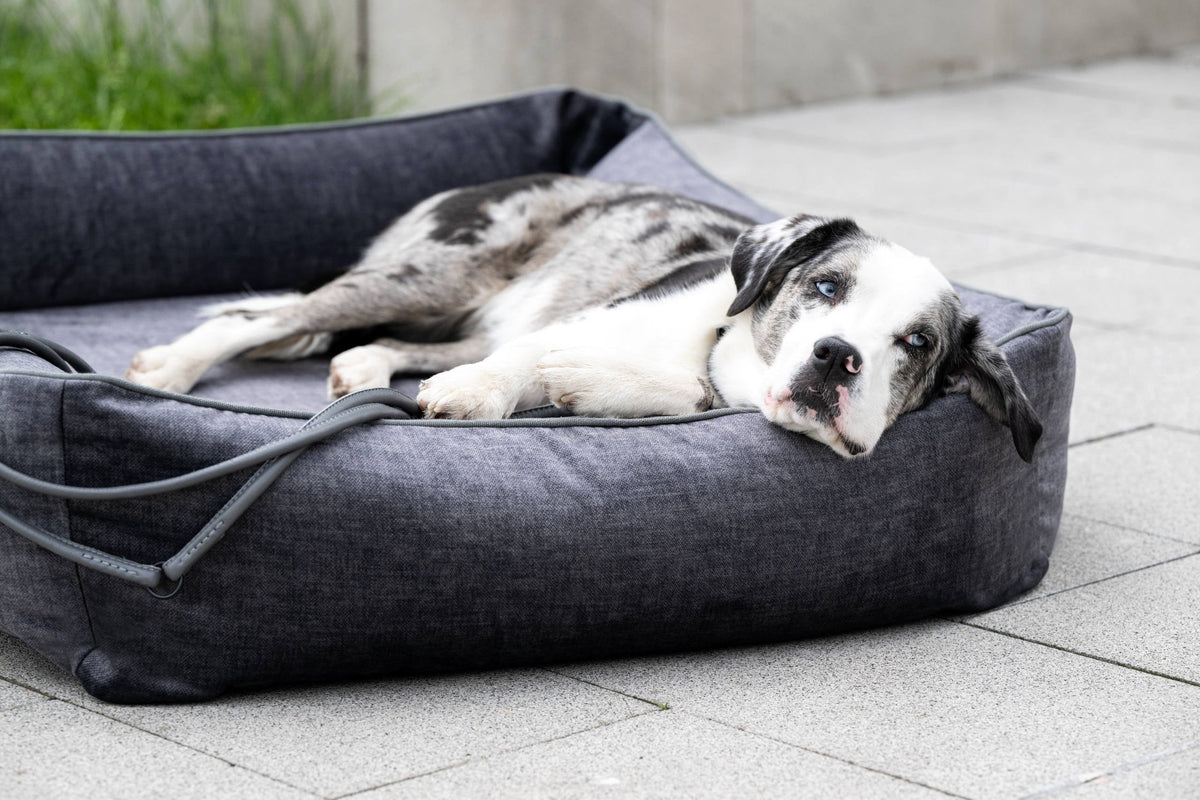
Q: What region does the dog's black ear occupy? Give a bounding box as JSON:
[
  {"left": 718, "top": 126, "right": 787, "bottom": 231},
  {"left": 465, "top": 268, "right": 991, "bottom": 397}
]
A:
[
  {"left": 943, "top": 316, "right": 1043, "bottom": 462},
  {"left": 727, "top": 217, "right": 861, "bottom": 317}
]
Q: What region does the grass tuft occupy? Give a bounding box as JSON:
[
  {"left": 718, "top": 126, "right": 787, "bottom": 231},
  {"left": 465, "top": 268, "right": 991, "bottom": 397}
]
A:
[{"left": 0, "top": 0, "right": 382, "bottom": 130}]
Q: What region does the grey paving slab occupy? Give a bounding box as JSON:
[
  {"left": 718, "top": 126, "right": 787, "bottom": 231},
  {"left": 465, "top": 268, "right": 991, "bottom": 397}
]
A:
[
  {"left": 1054, "top": 743, "right": 1200, "bottom": 799},
  {"left": 964, "top": 250, "right": 1200, "bottom": 338},
  {"left": 0, "top": 676, "right": 47, "bottom": 713},
  {"left": 746, "top": 188, "right": 1056, "bottom": 277},
  {"left": 917, "top": 131, "right": 1200, "bottom": 209},
  {"left": 0, "top": 700, "right": 315, "bottom": 800},
  {"left": 61, "top": 670, "right": 653, "bottom": 798},
  {"left": 726, "top": 80, "right": 1200, "bottom": 154},
  {"left": 971, "top": 555, "right": 1200, "bottom": 686},
  {"left": 556, "top": 621, "right": 1200, "bottom": 800},
  {"left": 673, "top": 125, "right": 1200, "bottom": 265},
  {"left": 359, "top": 712, "right": 950, "bottom": 800},
  {"left": 1065, "top": 428, "right": 1200, "bottom": 542},
  {"left": 0, "top": 631, "right": 89, "bottom": 701},
  {"left": 1175, "top": 44, "right": 1200, "bottom": 66},
  {"left": 1066, "top": 328, "right": 1194, "bottom": 444},
  {"left": 1007, "top": 514, "right": 1198, "bottom": 606}
]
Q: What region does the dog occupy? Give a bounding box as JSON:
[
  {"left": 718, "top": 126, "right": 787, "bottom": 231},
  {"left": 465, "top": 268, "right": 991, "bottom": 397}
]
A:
[{"left": 124, "top": 174, "right": 1042, "bottom": 461}]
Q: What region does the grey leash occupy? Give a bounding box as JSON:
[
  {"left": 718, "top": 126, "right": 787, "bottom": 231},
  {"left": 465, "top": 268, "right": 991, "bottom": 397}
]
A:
[{"left": 0, "top": 330, "right": 419, "bottom": 595}]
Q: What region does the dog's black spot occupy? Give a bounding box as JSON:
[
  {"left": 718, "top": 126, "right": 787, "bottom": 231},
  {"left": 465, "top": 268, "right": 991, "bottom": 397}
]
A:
[
  {"left": 326, "top": 311, "right": 474, "bottom": 355},
  {"left": 557, "top": 205, "right": 591, "bottom": 227},
  {"left": 780, "top": 218, "right": 865, "bottom": 265},
  {"left": 840, "top": 436, "right": 868, "bottom": 456},
  {"left": 508, "top": 237, "right": 539, "bottom": 264},
  {"left": 339, "top": 281, "right": 358, "bottom": 290},
  {"left": 785, "top": 214, "right": 818, "bottom": 230},
  {"left": 633, "top": 220, "right": 670, "bottom": 243},
  {"left": 384, "top": 263, "right": 420, "bottom": 283},
  {"left": 695, "top": 377, "right": 716, "bottom": 412},
  {"left": 429, "top": 174, "right": 562, "bottom": 246},
  {"left": 671, "top": 234, "right": 713, "bottom": 260},
  {"left": 705, "top": 222, "right": 744, "bottom": 242},
  {"left": 610, "top": 257, "right": 728, "bottom": 306}
]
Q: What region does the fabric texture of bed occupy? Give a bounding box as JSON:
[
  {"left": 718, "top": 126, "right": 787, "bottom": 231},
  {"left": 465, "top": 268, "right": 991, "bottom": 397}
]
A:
[{"left": 0, "top": 90, "right": 1074, "bottom": 703}]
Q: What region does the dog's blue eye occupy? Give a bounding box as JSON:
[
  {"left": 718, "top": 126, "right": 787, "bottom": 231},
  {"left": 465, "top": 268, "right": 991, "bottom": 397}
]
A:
[
  {"left": 903, "top": 333, "right": 928, "bottom": 348},
  {"left": 816, "top": 281, "right": 837, "bottom": 298}
]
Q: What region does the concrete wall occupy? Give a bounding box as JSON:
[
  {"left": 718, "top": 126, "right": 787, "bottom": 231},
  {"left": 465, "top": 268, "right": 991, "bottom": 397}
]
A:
[
  {"left": 358, "top": 0, "right": 1200, "bottom": 123},
  {"left": 42, "top": 0, "right": 1200, "bottom": 122}
]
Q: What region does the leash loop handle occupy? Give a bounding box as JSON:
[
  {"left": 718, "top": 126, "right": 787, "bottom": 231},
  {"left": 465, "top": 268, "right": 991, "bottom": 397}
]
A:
[{"left": 0, "top": 331, "right": 417, "bottom": 595}]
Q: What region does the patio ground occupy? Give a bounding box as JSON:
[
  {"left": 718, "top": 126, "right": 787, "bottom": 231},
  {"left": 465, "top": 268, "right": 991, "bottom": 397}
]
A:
[{"left": 3, "top": 50, "right": 1200, "bottom": 799}]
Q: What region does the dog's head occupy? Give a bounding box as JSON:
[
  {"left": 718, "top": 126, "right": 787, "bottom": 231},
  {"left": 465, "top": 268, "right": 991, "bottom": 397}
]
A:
[{"left": 725, "top": 215, "right": 1042, "bottom": 461}]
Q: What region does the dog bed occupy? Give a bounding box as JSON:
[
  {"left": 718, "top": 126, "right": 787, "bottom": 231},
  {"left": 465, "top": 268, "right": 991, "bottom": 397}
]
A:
[{"left": 0, "top": 89, "right": 1075, "bottom": 703}]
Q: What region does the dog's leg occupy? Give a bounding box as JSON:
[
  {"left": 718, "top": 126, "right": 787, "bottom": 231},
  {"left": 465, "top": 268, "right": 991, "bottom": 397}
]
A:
[
  {"left": 327, "top": 336, "right": 490, "bottom": 399},
  {"left": 536, "top": 347, "right": 716, "bottom": 417},
  {"left": 415, "top": 333, "right": 554, "bottom": 419},
  {"left": 125, "top": 311, "right": 308, "bottom": 394},
  {"left": 125, "top": 236, "right": 505, "bottom": 395}
]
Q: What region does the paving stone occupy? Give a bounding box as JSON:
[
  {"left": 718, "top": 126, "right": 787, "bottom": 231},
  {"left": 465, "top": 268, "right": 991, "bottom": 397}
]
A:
[
  {"left": 556, "top": 621, "right": 1200, "bottom": 800},
  {"left": 1055, "top": 744, "right": 1200, "bottom": 799},
  {"left": 673, "top": 125, "right": 1200, "bottom": 265},
  {"left": 1000, "top": 514, "right": 1198, "bottom": 605},
  {"left": 69, "top": 670, "right": 652, "bottom": 798},
  {"left": 964, "top": 250, "right": 1200, "bottom": 338},
  {"left": 1174, "top": 44, "right": 1200, "bottom": 66},
  {"left": 360, "top": 712, "right": 949, "bottom": 800},
  {"left": 0, "top": 701, "right": 315, "bottom": 800},
  {"left": 0, "top": 632, "right": 90, "bottom": 702},
  {"left": 0, "top": 677, "right": 47, "bottom": 713},
  {"left": 1065, "top": 428, "right": 1200, "bottom": 543},
  {"left": 916, "top": 131, "right": 1200, "bottom": 209},
  {"left": 971, "top": 555, "right": 1200, "bottom": 685},
  {"left": 728, "top": 80, "right": 1200, "bottom": 154},
  {"left": 1065, "top": 327, "right": 1193, "bottom": 444}
]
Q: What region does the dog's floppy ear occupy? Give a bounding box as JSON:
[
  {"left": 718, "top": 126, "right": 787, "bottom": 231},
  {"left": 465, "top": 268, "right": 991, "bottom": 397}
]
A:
[
  {"left": 727, "top": 217, "right": 860, "bottom": 316},
  {"left": 943, "top": 316, "right": 1043, "bottom": 462}
]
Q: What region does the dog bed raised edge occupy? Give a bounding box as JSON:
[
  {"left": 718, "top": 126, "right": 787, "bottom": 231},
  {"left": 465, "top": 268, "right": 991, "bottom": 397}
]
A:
[{"left": 0, "top": 299, "right": 1072, "bottom": 703}]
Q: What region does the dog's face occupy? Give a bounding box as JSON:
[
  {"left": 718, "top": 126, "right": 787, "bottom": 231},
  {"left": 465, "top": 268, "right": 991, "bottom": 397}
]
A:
[{"left": 726, "top": 216, "right": 1042, "bottom": 461}]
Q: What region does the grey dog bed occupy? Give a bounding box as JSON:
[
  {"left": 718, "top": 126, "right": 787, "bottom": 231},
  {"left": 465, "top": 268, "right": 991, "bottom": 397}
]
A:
[{"left": 0, "top": 90, "right": 1075, "bottom": 703}]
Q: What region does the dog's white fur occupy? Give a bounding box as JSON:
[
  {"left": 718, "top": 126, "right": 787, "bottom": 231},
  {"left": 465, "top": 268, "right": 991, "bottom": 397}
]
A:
[{"left": 742, "top": 243, "right": 953, "bottom": 454}]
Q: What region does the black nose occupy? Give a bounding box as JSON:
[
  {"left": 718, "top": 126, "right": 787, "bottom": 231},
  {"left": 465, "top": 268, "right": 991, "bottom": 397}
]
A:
[{"left": 810, "top": 336, "right": 862, "bottom": 380}]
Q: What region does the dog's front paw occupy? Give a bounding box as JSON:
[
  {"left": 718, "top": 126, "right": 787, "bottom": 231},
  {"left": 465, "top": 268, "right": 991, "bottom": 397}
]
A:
[
  {"left": 536, "top": 349, "right": 632, "bottom": 417},
  {"left": 416, "top": 364, "right": 516, "bottom": 420},
  {"left": 124, "top": 346, "right": 203, "bottom": 394},
  {"left": 328, "top": 346, "right": 391, "bottom": 399}
]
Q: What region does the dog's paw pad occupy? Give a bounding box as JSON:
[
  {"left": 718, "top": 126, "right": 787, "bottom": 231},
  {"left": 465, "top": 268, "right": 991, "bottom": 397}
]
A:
[
  {"left": 327, "top": 347, "right": 391, "bottom": 399},
  {"left": 415, "top": 365, "right": 513, "bottom": 420},
  {"left": 124, "top": 346, "right": 200, "bottom": 394}
]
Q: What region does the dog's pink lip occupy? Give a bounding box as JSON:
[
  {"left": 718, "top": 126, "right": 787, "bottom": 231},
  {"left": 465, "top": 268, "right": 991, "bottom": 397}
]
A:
[{"left": 763, "top": 387, "right": 792, "bottom": 408}]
